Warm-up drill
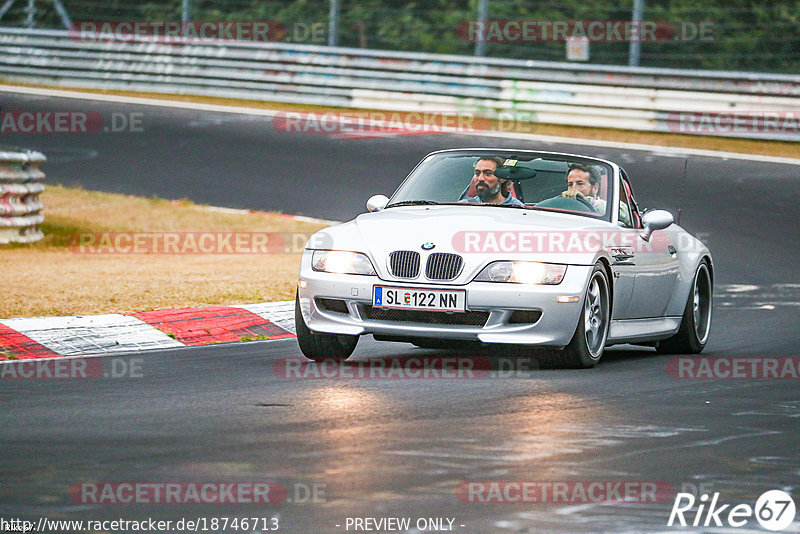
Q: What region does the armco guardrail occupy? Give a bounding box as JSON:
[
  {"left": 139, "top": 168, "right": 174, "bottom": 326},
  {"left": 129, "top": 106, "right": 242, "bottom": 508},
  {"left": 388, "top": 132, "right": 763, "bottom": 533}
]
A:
[
  {"left": 0, "top": 147, "right": 45, "bottom": 244},
  {"left": 1, "top": 27, "right": 799, "bottom": 140}
]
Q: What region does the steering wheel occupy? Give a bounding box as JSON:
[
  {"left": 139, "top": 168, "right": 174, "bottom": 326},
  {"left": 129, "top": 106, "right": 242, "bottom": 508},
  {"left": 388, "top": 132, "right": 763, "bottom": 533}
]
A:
[
  {"left": 536, "top": 194, "right": 596, "bottom": 213},
  {"left": 571, "top": 194, "right": 596, "bottom": 211}
]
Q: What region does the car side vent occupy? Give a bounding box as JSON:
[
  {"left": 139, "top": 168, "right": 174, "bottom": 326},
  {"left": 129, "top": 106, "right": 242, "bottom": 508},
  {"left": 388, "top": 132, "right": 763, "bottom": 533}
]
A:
[
  {"left": 425, "top": 253, "right": 464, "bottom": 280},
  {"left": 389, "top": 250, "right": 420, "bottom": 278}
]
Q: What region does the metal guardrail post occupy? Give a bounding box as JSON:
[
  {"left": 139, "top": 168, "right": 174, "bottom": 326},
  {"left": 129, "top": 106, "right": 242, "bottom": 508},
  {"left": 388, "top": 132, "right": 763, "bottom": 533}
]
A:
[
  {"left": 628, "top": 0, "right": 644, "bottom": 67},
  {"left": 474, "top": 0, "right": 488, "bottom": 57},
  {"left": 328, "top": 0, "right": 339, "bottom": 47},
  {"left": 0, "top": 147, "right": 46, "bottom": 244}
]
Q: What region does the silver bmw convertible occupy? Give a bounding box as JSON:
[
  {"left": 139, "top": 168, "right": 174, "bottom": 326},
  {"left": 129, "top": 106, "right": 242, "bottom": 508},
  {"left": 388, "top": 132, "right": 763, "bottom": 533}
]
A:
[{"left": 295, "top": 149, "right": 713, "bottom": 368}]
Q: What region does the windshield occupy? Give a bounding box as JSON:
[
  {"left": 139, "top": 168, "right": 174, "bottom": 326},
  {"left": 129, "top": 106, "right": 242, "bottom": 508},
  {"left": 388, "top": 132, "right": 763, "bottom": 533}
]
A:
[{"left": 389, "top": 151, "right": 613, "bottom": 220}]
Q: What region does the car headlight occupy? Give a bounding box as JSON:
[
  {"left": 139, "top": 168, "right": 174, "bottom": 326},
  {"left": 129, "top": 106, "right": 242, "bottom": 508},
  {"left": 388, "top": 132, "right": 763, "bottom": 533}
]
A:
[
  {"left": 475, "top": 261, "right": 566, "bottom": 284},
  {"left": 312, "top": 250, "right": 377, "bottom": 276}
]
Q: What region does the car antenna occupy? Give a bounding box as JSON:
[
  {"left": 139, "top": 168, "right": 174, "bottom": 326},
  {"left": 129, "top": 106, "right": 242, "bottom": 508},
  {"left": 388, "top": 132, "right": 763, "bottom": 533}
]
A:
[{"left": 676, "top": 158, "right": 688, "bottom": 225}]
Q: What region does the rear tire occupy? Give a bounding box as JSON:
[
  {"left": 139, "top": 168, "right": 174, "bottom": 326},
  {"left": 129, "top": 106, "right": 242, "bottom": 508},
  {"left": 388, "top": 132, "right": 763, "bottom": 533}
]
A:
[
  {"left": 561, "top": 264, "right": 611, "bottom": 368},
  {"left": 656, "top": 261, "right": 712, "bottom": 354},
  {"left": 295, "top": 294, "right": 358, "bottom": 362}
]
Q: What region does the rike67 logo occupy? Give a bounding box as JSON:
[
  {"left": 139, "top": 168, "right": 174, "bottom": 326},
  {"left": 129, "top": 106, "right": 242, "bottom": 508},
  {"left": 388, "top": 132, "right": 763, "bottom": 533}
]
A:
[{"left": 668, "top": 490, "right": 796, "bottom": 531}]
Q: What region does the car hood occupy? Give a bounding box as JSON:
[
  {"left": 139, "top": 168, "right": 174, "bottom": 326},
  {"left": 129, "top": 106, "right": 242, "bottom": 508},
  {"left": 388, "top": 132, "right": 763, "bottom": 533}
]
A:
[{"left": 309, "top": 205, "right": 618, "bottom": 283}]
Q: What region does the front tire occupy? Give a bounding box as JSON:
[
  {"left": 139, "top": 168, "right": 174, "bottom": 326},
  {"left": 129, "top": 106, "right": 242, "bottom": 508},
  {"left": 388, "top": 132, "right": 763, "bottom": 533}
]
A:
[
  {"left": 561, "top": 264, "right": 611, "bottom": 368},
  {"left": 656, "top": 261, "right": 712, "bottom": 354},
  {"left": 295, "top": 294, "right": 358, "bottom": 362}
]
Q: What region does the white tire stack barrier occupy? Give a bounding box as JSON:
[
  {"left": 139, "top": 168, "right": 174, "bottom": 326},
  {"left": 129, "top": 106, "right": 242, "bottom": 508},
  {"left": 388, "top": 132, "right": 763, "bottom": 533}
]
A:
[{"left": 0, "top": 148, "right": 46, "bottom": 244}]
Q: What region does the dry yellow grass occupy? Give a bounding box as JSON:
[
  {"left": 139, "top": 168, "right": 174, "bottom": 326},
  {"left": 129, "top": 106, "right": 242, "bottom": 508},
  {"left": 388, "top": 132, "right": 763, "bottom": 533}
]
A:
[
  {"left": 6, "top": 82, "right": 800, "bottom": 160},
  {"left": 0, "top": 185, "right": 328, "bottom": 318}
]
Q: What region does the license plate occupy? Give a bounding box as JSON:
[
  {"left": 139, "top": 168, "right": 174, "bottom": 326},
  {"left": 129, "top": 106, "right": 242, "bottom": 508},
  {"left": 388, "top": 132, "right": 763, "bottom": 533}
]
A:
[{"left": 373, "top": 286, "right": 466, "bottom": 312}]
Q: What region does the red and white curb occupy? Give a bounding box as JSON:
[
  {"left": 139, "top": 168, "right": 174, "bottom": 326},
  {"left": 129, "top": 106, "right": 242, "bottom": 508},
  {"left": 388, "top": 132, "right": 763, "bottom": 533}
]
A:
[{"left": 0, "top": 301, "right": 295, "bottom": 360}]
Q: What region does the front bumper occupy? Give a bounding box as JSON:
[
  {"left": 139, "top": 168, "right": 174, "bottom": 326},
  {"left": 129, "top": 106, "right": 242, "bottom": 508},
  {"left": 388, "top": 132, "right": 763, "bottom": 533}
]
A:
[{"left": 297, "top": 251, "right": 592, "bottom": 347}]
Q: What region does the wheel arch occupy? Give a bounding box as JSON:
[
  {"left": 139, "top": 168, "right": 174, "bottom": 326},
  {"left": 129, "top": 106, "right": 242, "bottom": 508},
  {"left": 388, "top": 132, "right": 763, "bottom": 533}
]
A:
[
  {"left": 596, "top": 256, "right": 614, "bottom": 316},
  {"left": 702, "top": 255, "right": 714, "bottom": 287}
]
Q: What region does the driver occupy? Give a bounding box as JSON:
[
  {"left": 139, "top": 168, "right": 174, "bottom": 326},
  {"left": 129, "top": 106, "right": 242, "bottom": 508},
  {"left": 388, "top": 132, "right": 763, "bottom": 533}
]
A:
[
  {"left": 561, "top": 163, "right": 606, "bottom": 213},
  {"left": 461, "top": 156, "right": 524, "bottom": 206}
]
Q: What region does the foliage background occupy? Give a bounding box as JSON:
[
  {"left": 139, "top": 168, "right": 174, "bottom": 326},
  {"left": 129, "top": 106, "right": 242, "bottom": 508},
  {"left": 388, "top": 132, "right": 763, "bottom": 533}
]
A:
[{"left": 2, "top": 0, "right": 798, "bottom": 73}]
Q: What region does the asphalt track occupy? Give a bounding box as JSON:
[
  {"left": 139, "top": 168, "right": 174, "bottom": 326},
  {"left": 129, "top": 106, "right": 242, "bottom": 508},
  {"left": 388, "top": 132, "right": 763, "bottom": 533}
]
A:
[{"left": 2, "top": 90, "right": 800, "bottom": 533}]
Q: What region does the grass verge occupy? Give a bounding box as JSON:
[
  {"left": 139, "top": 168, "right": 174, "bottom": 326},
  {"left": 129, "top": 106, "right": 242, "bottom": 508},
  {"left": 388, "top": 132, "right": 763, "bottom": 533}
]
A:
[{"left": 0, "top": 185, "right": 328, "bottom": 318}]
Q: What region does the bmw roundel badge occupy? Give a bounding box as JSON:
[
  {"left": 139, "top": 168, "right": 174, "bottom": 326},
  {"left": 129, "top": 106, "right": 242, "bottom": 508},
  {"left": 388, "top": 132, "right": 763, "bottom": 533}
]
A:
[{"left": 421, "top": 242, "right": 435, "bottom": 250}]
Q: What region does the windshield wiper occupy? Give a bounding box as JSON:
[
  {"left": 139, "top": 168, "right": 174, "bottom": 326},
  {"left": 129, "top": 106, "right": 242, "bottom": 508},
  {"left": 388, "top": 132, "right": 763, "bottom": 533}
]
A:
[
  {"left": 385, "top": 200, "right": 439, "bottom": 208},
  {"left": 461, "top": 202, "right": 528, "bottom": 209}
]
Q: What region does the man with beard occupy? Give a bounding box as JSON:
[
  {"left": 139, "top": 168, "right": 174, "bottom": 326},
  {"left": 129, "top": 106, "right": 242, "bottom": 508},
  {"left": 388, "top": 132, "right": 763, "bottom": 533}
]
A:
[{"left": 461, "top": 156, "right": 524, "bottom": 206}]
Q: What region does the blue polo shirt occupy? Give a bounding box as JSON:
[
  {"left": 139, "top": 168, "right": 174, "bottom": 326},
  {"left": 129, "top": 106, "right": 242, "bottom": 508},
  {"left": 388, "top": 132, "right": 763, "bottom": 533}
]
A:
[{"left": 461, "top": 194, "right": 524, "bottom": 206}]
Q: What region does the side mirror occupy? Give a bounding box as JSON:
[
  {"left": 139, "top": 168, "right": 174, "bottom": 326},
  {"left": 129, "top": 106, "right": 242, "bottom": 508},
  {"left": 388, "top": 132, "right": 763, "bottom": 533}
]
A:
[
  {"left": 366, "top": 194, "right": 389, "bottom": 212},
  {"left": 640, "top": 209, "right": 674, "bottom": 241}
]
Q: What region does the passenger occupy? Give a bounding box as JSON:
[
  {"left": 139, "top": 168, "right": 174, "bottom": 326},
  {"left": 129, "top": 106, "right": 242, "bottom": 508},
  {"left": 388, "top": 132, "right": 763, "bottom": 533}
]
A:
[
  {"left": 461, "top": 156, "right": 524, "bottom": 206},
  {"left": 561, "top": 163, "right": 606, "bottom": 213}
]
